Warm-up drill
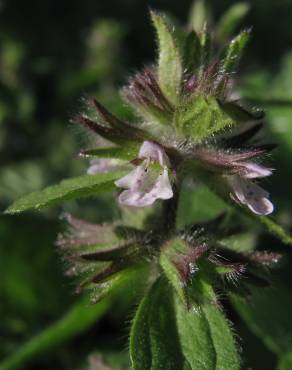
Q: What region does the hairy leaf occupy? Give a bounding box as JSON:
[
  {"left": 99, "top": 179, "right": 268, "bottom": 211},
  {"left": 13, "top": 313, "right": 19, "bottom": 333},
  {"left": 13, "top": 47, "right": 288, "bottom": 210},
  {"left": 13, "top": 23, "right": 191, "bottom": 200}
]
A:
[
  {"left": 175, "top": 94, "right": 235, "bottom": 139},
  {"left": 130, "top": 278, "right": 183, "bottom": 370},
  {"left": 183, "top": 31, "right": 201, "bottom": 73},
  {"left": 5, "top": 171, "right": 126, "bottom": 214},
  {"left": 199, "top": 26, "right": 211, "bottom": 71},
  {"left": 160, "top": 238, "right": 190, "bottom": 305},
  {"left": 88, "top": 262, "right": 150, "bottom": 304},
  {"left": 130, "top": 277, "right": 240, "bottom": 370},
  {"left": 151, "top": 11, "right": 183, "bottom": 105},
  {"left": 221, "top": 29, "right": 250, "bottom": 74},
  {"left": 174, "top": 293, "right": 240, "bottom": 370},
  {"left": 174, "top": 294, "right": 216, "bottom": 370},
  {"left": 202, "top": 303, "right": 241, "bottom": 370}
]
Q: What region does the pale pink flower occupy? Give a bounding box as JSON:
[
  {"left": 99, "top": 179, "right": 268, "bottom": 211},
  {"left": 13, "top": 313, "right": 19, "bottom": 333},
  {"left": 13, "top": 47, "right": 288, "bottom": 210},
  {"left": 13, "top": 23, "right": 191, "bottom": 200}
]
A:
[
  {"left": 227, "top": 175, "right": 274, "bottom": 215},
  {"left": 115, "top": 141, "right": 173, "bottom": 207}
]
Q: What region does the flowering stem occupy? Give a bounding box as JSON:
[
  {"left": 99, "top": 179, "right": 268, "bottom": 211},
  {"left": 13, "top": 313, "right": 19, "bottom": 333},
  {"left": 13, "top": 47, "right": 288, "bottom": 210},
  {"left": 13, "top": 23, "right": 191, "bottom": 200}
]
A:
[
  {"left": 197, "top": 169, "right": 292, "bottom": 246},
  {"left": 240, "top": 209, "right": 292, "bottom": 246},
  {"left": 161, "top": 183, "right": 180, "bottom": 235}
]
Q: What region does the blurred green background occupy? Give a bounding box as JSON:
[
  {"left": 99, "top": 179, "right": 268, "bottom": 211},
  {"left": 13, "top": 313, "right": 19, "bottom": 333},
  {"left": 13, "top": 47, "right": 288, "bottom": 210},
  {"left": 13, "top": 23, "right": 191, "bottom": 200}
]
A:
[{"left": 1, "top": 1, "right": 292, "bottom": 369}]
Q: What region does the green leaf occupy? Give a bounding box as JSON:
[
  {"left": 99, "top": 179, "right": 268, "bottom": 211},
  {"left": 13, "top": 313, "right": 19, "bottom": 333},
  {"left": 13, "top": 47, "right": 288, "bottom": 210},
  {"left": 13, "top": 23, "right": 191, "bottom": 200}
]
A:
[
  {"left": 130, "top": 278, "right": 183, "bottom": 370},
  {"left": 231, "top": 280, "right": 292, "bottom": 355},
  {"left": 130, "top": 277, "right": 240, "bottom": 370},
  {"left": 175, "top": 94, "right": 235, "bottom": 139},
  {"left": 183, "top": 31, "right": 201, "bottom": 73},
  {"left": 199, "top": 26, "right": 211, "bottom": 72},
  {"left": 216, "top": 3, "right": 250, "bottom": 43},
  {"left": 202, "top": 303, "right": 241, "bottom": 370},
  {"left": 80, "top": 146, "right": 138, "bottom": 160},
  {"left": 86, "top": 262, "right": 149, "bottom": 304},
  {"left": 151, "top": 11, "right": 183, "bottom": 105},
  {"left": 174, "top": 294, "right": 216, "bottom": 370},
  {"left": 5, "top": 171, "right": 126, "bottom": 214},
  {"left": 0, "top": 298, "right": 111, "bottom": 370},
  {"left": 221, "top": 29, "right": 250, "bottom": 74},
  {"left": 174, "top": 292, "right": 240, "bottom": 370},
  {"left": 160, "top": 238, "right": 190, "bottom": 305}
]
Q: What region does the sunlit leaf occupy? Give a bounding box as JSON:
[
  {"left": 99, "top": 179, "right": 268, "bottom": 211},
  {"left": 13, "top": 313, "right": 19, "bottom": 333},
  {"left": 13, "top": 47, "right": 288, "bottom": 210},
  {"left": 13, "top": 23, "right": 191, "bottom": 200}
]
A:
[{"left": 5, "top": 171, "right": 126, "bottom": 214}]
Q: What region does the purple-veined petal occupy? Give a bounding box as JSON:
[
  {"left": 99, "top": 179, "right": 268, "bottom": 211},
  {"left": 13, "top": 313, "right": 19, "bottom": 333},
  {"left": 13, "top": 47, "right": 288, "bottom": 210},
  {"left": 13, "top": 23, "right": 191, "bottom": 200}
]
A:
[
  {"left": 115, "top": 165, "right": 147, "bottom": 189},
  {"left": 247, "top": 197, "right": 274, "bottom": 215},
  {"left": 152, "top": 168, "right": 173, "bottom": 199},
  {"left": 227, "top": 175, "right": 274, "bottom": 216},
  {"left": 139, "top": 141, "right": 169, "bottom": 166},
  {"left": 117, "top": 167, "right": 173, "bottom": 207}
]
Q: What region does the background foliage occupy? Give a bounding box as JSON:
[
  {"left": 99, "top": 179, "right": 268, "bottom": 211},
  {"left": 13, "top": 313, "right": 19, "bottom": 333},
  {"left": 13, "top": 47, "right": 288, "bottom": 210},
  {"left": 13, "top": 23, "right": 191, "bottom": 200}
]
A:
[{"left": 1, "top": 0, "right": 292, "bottom": 369}]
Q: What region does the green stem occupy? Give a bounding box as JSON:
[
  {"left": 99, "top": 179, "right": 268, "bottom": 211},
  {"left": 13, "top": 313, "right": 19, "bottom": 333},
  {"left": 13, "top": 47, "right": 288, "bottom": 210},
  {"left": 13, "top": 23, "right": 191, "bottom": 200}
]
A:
[
  {"left": 242, "top": 209, "right": 292, "bottom": 246},
  {"left": 0, "top": 297, "right": 111, "bottom": 370},
  {"left": 162, "top": 183, "right": 180, "bottom": 235}
]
